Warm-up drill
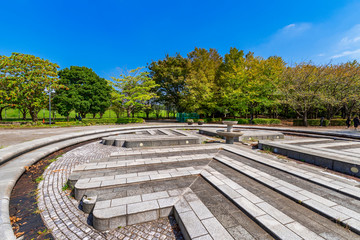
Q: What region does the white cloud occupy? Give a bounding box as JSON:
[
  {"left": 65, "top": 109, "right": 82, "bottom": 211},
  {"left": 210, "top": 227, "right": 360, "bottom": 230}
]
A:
[{"left": 331, "top": 48, "right": 360, "bottom": 59}]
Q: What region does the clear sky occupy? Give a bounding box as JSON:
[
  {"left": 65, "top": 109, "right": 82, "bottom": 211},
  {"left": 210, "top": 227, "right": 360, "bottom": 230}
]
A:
[{"left": 1, "top": 0, "right": 360, "bottom": 78}]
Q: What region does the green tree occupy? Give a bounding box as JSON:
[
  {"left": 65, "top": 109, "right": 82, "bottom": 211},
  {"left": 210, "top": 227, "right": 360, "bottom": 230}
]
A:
[
  {"left": 217, "top": 48, "right": 284, "bottom": 118},
  {"left": 0, "top": 53, "right": 59, "bottom": 121},
  {"left": 56, "top": 66, "right": 112, "bottom": 118},
  {"left": 148, "top": 53, "right": 188, "bottom": 112},
  {"left": 111, "top": 67, "right": 158, "bottom": 117},
  {"left": 277, "top": 63, "right": 328, "bottom": 126},
  {"left": 182, "top": 47, "right": 223, "bottom": 116}
]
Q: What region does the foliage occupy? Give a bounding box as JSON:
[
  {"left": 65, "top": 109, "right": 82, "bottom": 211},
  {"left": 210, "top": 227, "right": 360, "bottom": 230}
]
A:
[
  {"left": 252, "top": 118, "right": 281, "bottom": 125},
  {"left": 148, "top": 54, "right": 188, "bottom": 112},
  {"left": 293, "top": 119, "right": 330, "bottom": 126},
  {"left": 115, "top": 117, "right": 144, "bottom": 124},
  {"left": 182, "top": 47, "right": 223, "bottom": 116},
  {"left": 186, "top": 118, "right": 194, "bottom": 123},
  {"left": 329, "top": 119, "right": 348, "bottom": 126},
  {"left": 111, "top": 67, "right": 158, "bottom": 117},
  {"left": 0, "top": 53, "right": 59, "bottom": 121},
  {"left": 54, "top": 66, "right": 112, "bottom": 119}
]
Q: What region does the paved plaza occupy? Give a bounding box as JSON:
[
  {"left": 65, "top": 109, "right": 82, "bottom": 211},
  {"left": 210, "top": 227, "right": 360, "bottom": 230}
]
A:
[
  {"left": 2, "top": 125, "right": 360, "bottom": 239},
  {"left": 38, "top": 129, "right": 360, "bottom": 239}
]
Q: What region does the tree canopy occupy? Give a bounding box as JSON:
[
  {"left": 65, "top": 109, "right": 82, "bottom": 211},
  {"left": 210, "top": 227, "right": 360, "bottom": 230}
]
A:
[{"left": 54, "top": 66, "right": 112, "bottom": 119}]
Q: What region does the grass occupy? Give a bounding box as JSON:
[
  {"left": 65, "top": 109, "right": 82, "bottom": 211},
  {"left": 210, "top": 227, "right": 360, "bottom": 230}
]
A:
[
  {"left": 62, "top": 183, "right": 69, "bottom": 191},
  {"left": 35, "top": 176, "right": 44, "bottom": 183},
  {"left": 1, "top": 108, "right": 174, "bottom": 120},
  {"left": 33, "top": 208, "right": 44, "bottom": 214},
  {"left": 49, "top": 158, "right": 57, "bottom": 163}
]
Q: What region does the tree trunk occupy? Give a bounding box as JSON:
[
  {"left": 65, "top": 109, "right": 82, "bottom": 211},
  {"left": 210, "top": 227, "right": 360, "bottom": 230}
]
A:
[
  {"left": 116, "top": 112, "right": 120, "bottom": 118},
  {"left": 67, "top": 115, "right": 70, "bottom": 122},
  {"left": 100, "top": 113, "right": 103, "bottom": 119},
  {"left": 303, "top": 112, "right": 308, "bottom": 127},
  {"left": 0, "top": 107, "right": 4, "bottom": 121},
  {"left": 132, "top": 112, "right": 135, "bottom": 118},
  {"left": 127, "top": 109, "right": 131, "bottom": 118},
  {"left": 146, "top": 112, "right": 149, "bottom": 119}
]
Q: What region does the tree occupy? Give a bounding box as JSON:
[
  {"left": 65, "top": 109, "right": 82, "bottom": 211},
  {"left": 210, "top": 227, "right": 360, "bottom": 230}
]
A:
[
  {"left": 148, "top": 53, "right": 188, "bottom": 112},
  {"left": 277, "top": 63, "right": 328, "bottom": 126},
  {"left": 217, "top": 48, "right": 285, "bottom": 118},
  {"left": 55, "top": 66, "right": 112, "bottom": 118},
  {"left": 0, "top": 53, "right": 59, "bottom": 121},
  {"left": 320, "top": 61, "right": 360, "bottom": 120},
  {"left": 111, "top": 67, "right": 158, "bottom": 117},
  {"left": 182, "top": 47, "right": 223, "bottom": 116}
]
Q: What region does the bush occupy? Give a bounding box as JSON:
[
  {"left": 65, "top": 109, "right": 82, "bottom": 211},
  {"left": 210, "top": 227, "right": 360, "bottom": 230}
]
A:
[
  {"left": 293, "top": 119, "right": 330, "bottom": 126},
  {"left": 204, "top": 118, "right": 222, "bottom": 123},
  {"left": 186, "top": 118, "right": 194, "bottom": 123},
  {"left": 252, "top": 118, "right": 281, "bottom": 125},
  {"left": 81, "top": 118, "right": 118, "bottom": 124},
  {"left": 115, "top": 118, "right": 144, "bottom": 124},
  {"left": 329, "top": 119, "right": 348, "bottom": 126},
  {"left": 226, "top": 118, "right": 280, "bottom": 125}
]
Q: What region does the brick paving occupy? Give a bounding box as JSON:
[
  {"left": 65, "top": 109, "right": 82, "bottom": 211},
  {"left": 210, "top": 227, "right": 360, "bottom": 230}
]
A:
[{"left": 38, "top": 141, "right": 183, "bottom": 240}]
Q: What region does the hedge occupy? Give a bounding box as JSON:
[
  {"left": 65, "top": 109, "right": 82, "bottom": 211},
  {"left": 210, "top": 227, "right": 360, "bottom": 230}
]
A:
[
  {"left": 293, "top": 119, "right": 330, "bottom": 126},
  {"left": 203, "top": 118, "right": 222, "bottom": 123},
  {"left": 226, "top": 118, "right": 281, "bottom": 125},
  {"left": 81, "top": 118, "right": 144, "bottom": 125},
  {"left": 115, "top": 118, "right": 144, "bottom": 124}
]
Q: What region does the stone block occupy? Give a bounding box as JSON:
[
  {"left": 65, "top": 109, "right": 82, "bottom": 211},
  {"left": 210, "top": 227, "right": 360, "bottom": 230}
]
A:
[
  {"left": 111, "top": 195, "right": 141, "bottom": 207},
  {"left": 142, "top": 191, "right": 169, "bottom": 201},
  {"left": 127, "top": 200, "right": 159, "bottom": 214},
  {"left": 256, "top": 214, "right": 302, "bottom": 240},
  {"left": 201, "top": 217, "right": 233, "bottom": 240},
  {"left": 127, "top": 209, "right": 159, "bottom": 225},
  {"left": 177, "top": 210, "right": 208, "bottom": 239},
  {"left": 188, "top": 200, "right": 213, "bottom": 220}
]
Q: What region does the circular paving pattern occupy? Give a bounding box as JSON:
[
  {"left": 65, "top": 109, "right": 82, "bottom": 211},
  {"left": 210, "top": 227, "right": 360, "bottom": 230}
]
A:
[{"left": 38, "top": 141, "right": 183, "bottom": 240}]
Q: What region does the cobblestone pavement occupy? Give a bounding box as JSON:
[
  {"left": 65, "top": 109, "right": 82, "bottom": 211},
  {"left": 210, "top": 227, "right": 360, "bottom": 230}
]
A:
[{"left": 38, "top": 141, "right": 184, "bottom": 240}]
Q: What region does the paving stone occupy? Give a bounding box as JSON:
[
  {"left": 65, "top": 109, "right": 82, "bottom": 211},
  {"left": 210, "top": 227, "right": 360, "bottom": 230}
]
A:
[
  {"left": 233, "top": 197, "right": 266, "bottom": 218},
  {"left": 127, "top": 200, "right": 159, "bottom": 214},
  {"left": 142, "top": 191, "right": 169, "bottom": 201},
  {"left": 202, "top": 217, "right": 233, "bottom": 240},
  {"left": 111, "top": 195, "right": 142, "bottom": 207},
  {"left": 177, "top": 210, "right": 208, "bottom": 239},
  {"left": 126, "top": 175, "right": 150, "bottom": 183},
  {"left": 256, "top": 214, "right": 302, "bottom": 240},
  {"left": 256, "top": 202, "right": 294, "bottom": 225},
  {"left": 286, "top": 221, "right": 325, "bottom": 240},
  {"left": 302, "top": 199, "right": 350, "bottom": 221},
  {"left": 189, "top": 200, "right": 214, "bottom": 220}
]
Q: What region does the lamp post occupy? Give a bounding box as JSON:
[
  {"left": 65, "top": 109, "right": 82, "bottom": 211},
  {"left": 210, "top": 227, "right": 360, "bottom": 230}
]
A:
[{"left": 44, "top": 86, "right": 55, "bottom": 125}]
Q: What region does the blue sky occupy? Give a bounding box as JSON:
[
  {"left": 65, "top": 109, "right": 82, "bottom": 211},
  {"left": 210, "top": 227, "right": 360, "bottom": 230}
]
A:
[{"left": 1, "top": 0, "right": 360, "bottom": 78}]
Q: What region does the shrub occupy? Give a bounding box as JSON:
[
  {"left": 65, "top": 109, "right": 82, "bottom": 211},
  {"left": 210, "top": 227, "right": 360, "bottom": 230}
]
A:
[
  {"left": 329, "top": 119, "right": 348, "bottom": 126},
  {"left": 252, "top": 118, "right": 281, "bottom": 125},
  {"left": 115, "top": 118, "right": 144, "bottom": 124},
  {"left": 198, "top": 119, "right": 204, "bottom": 123},
  {"left": 186, "top": 118, "right": 194, "bottom": 123},
  {"left": 204, "top": 118, "right": 222, "bottom": 123},
  {"left": 293, "top": 119, "right": 330, "bottom": 126}
]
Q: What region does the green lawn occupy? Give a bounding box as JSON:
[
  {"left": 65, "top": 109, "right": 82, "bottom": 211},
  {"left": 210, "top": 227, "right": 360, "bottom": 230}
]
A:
[{"left": 1, "top": 108, "right": 174, "bottom": 121}]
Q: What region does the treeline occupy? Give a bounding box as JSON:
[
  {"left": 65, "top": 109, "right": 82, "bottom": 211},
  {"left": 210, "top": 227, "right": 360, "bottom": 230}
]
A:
[
  {"left": 149, "top": 47, "right": 360, "bottom": 125},
  {"left": 1, "top": 49, "right": 360, "bottom": 126}
]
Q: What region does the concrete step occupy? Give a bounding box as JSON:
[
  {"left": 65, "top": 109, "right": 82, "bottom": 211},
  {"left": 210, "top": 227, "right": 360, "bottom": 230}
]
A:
[
  {"left": 108, "top": 144, "right": 222, "bottom": 160},
  {"left": 92, "top": 188, "right": 233, "bottom": 240},
  {"left": 223, "top": 146, "right": 360, "bottom": 200},
  {"left": 74, "top": 167, "right": 203, "bottom": 200},
  {"left": 214, "top": 153, "right": 360, "bottom": 234}
]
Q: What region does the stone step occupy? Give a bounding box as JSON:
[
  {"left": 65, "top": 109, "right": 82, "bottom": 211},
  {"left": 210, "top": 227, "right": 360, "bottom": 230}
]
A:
[
  {"left": 223, "top": 146, "right": 360, "bottom": 200},
  {"left": 74, "top": 167, "right": 202, "bottom": 200},
  {"left": 68, "top": 154, "right": 215, "bottom": 186},
  {"left": 214, "top": 153, "right": 360, "bottom": 234},
  {"left": 108, "top": 144, "right": 222, "bottom": 160},
  {"left": 257, "top": 140, "right": 360, "bottom": 177},
  {"left": 92, "top": 188, "right": 234, "bottom": 240},
  {"left": 201, "top": 167, "right": 324, "bottom": 240}
]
